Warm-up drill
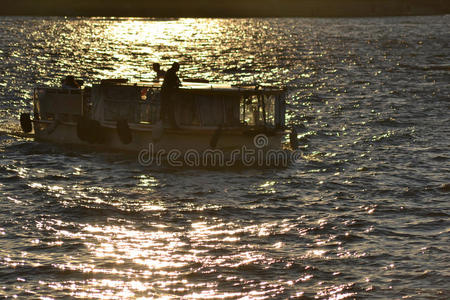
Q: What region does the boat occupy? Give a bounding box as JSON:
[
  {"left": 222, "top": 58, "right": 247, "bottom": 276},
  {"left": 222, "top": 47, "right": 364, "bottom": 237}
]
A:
[{"left": 20, "top": 78, "right": 296, "bottom": 167}]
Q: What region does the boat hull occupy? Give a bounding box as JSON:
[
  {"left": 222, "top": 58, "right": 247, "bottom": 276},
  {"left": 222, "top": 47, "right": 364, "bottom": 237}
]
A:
[{"left": 33, "top": 120, "right": 289, "bottom": 167}]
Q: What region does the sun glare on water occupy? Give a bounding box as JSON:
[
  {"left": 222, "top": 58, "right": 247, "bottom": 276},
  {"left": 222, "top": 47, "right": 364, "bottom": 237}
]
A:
[{"left": 96, "top": 18, "right": 222, "bottom": 80}]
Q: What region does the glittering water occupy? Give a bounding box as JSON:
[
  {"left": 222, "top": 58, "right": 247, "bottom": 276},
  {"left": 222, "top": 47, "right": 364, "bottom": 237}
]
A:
[{"left": 1, "top": 16, "right": 449, "bottom": 299}]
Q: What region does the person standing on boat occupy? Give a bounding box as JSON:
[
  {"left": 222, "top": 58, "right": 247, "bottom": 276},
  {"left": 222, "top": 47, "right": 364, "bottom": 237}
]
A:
[
  {"left": 152, "top": 63, "right": 166, "bottom": 81},
  {"left": 62, "top": 75, "right": 80, "bottom": 89},
  {"left": 160, "top": 62, "right": 181, "bottom": 128}
]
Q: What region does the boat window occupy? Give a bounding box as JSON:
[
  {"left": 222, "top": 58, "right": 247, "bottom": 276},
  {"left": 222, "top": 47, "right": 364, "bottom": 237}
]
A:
[
  {"left": 242, "top": 95, "right": 257, "bottom": 126},
  {"left": 101, "top": 86, "right": 161, "bottom": 124},
  {"left": 223, "top": 96, "right": 240, "bottom": 126},
  {"left": 102, "top": 86, "right": 139, "bottom": 122},
  {"left": 195, "top": 95, "right": 224, "bottom": 126},
  {"left": 241, "top": 94, "right": 276, "bottom": 127},
  {"left": 33, "top": 88, "right": 83, "bottom": 121},
  {"left": 264, "top": 95, "right": 276, "bottom": 126},
  {"left": 180, "top": 94, "right": 240, "bottom": 127}
]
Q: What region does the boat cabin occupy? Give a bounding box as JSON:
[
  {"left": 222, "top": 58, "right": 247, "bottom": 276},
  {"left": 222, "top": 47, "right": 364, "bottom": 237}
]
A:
[
  {"left": 33, "top": 80, "right": 286, "bottom": 130},
  {"left": 92, "top": 81, "right": 286, "bottom": 129}
]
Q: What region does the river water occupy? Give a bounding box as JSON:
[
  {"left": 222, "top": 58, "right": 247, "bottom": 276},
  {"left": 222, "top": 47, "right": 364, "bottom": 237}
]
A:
[{"left": 0, "top": 16, "right": 449, "bottom": 298}]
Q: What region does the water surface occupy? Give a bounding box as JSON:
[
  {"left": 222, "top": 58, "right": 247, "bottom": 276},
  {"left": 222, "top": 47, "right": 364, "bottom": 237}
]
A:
[{"left": 0, "top": 16, "right": 449, "bottom": 298}]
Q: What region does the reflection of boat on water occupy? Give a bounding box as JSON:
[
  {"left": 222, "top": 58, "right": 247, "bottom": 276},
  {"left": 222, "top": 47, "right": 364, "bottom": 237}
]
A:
[{"left": 20, "top": 79, "right": 294, "bottom": 166}]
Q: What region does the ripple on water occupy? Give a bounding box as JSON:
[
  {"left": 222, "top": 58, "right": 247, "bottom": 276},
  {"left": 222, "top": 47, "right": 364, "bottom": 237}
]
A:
[{"left": 0, "top": 15, "right": 449, "bottom": 299}]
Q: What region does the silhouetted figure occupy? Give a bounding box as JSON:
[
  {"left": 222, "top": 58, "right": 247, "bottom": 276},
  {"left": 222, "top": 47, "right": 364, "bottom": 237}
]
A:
[
  {"left": 152, "top": 63, "right": 166, "bottom": 81},
  {"left": 160, "top": 62, "right": 181, "bottom": 128},
  {"left": 62, "top": 75, "right": 80, "bottom": 89}
]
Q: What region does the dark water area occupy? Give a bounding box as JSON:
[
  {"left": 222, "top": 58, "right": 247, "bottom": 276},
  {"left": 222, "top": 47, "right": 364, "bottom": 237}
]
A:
[
  {"left": 2, "top": 0, "right": 449, "bottom": 17},
  {"left": 0, "top": 16, "right": 449, "bottom": 298}
]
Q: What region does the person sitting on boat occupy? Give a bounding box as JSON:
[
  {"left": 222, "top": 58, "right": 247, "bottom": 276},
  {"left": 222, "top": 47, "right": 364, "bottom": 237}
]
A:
[
  {"left": 62, "top": 75, "right": 80, "bottom": 89},
  {"left": 160, "top": 62, "right": 181, "bottom": 128},
  {"left": 152, "top": 63, "right": 166, "bottom": 82}
]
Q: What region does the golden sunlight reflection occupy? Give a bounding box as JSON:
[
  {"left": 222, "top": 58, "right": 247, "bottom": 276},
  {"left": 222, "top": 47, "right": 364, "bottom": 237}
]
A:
[
  {"left": 2, "top": 13, "right": 446, "bottom": 299},
  {"left": 17, "top": 157, "right": 365, "bottom": 298},
  {"left": 257, "top": 180, "right": 277, "bottom": 194},
  {"left": 97, "top": 19, "right": 222, "bottom": 79},
  {"left": 82, "top": 225, "right": 194, "bottom": 277},
  {"left": 317, "top": 283, "right": 357, "bottom": 300},
  {"left": 305, "top": 249, "right": 327, "bottom": 258},
  {"left": 40, "top": 217, "right": 318, "bottom": 298}
]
